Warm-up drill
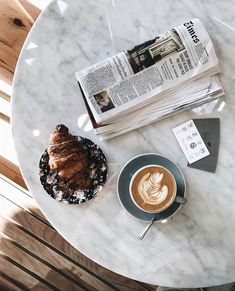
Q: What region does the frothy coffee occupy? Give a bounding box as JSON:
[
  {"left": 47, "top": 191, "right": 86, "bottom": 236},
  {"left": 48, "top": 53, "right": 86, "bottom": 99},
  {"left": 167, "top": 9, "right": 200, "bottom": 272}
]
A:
[{"left": 130, "top": 165, "right": 176, "bottom": 212}]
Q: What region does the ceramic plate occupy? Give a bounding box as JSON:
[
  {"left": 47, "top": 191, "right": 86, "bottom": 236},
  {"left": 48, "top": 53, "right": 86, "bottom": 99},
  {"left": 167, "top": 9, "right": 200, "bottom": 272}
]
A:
[
  {"left": 39, "top": 136, "right": 108, "bottom": 204},
  {"left": 117, "top": 153, "right": 186, "bottom": 222}
]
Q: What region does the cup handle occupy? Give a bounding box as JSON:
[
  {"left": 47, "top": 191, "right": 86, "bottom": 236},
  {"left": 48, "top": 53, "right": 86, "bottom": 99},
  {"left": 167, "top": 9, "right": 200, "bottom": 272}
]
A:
[{"left": 175, "top": 196, "right": 187, "bottom": 204}]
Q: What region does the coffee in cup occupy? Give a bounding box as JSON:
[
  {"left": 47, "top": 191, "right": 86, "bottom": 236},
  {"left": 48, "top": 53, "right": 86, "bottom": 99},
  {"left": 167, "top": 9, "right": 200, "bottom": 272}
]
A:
[{"left": 130, "top": 165, "right": 177, "bottom": 213}]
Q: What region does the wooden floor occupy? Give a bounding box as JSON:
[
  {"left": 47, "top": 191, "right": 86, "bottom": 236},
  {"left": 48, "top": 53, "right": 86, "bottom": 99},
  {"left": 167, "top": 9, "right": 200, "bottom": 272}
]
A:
[
  {"left": 0, "top": 1, "right": 157, "bottom": 289},
  {"left": 0, "top": 172, "right": 157, "bottom": 290}
]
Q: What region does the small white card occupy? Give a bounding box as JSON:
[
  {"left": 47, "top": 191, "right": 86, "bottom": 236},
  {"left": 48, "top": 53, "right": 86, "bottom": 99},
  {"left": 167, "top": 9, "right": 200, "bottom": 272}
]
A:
[{"left": 172, "top": 120, "right": 210, "bottom": 164}]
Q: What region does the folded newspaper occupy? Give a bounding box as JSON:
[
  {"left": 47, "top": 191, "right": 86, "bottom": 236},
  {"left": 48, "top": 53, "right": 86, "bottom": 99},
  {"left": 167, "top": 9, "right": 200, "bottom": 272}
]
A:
[{"left": 75, "top": 18, "right": 224, "bottom": 140}]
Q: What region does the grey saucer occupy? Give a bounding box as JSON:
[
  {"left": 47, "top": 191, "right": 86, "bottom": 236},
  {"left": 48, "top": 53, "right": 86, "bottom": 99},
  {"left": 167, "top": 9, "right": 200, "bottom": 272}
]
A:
[{"left": 117, "top": 153, "right": 186, "bottom": 222}]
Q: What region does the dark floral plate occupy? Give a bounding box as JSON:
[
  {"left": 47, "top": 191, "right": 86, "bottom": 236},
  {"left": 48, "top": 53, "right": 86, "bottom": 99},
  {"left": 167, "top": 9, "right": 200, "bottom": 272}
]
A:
[{"left": 39, "top": 136, "right": 108, "bottom": 204}]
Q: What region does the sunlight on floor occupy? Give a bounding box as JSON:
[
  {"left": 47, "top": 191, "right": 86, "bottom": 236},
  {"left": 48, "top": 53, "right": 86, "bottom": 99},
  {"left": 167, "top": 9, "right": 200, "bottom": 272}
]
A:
[
  {"left": 0, "top": 120, "right": 19, "bottom": 166},
  {"left": 0, "top": 80, "right": 12, "bottom": 96},
  {"left": 0, "top": 98, "right": 10, "bottom": 117},
  {"left": 0, "top": 0, "right": 51, "bottom": 168},
  {"left": 0, "top": 178, "right": 20, "bottom": 220}
]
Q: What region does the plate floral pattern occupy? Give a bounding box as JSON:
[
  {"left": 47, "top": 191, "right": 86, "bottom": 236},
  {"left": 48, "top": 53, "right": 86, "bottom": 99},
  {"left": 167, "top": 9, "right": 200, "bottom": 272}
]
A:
[{"left": 39, "top": 136, "right": 108, "bottom": 204}]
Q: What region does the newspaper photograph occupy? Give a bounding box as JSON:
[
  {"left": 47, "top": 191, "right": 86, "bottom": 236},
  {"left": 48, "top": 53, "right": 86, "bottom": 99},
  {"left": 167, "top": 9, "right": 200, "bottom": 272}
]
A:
[
  {"left": 75, "top": 18, "right": 220, "bottom": 125},
  {"left": 93, "top": 91, "right": 115, "bottom": 113},
  {"left": 126, "top": 29, "right": 185, "bottom": 73}
]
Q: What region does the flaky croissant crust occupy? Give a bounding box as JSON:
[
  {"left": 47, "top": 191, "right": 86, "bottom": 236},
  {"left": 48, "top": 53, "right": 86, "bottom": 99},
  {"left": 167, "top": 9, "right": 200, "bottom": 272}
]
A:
[{"left": 48, "top": 125, "right": 91, "bottom": 188}]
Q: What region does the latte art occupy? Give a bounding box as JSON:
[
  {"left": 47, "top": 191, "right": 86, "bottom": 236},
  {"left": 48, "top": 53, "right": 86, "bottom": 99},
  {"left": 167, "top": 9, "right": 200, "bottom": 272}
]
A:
[
  {"left": 138, "top": 172, "right": 168, "bottom": 205},
  {"left": 130, "top": 165, "right": 177, "bottom": 213}
]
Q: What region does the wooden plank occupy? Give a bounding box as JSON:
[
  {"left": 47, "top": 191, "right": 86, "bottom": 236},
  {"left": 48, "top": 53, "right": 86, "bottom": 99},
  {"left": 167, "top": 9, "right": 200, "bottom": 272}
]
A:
[
  {"left": 0, "top": 155, "right": 27, "bottom": 189},
  {"left": 0, "top": 112, "right": 10, "bottom": 123},
  {"left": 0, "top": 1, "right": 156, "bottom": 289},
  {"left": 0, "top": 186, "right": 152, "bottom": 290},
  {"left": 19, "top": 0, "right": 41, "bottom": 21},
  {"left": 0, "top": 89, "right": 10, "bottom": 101},
  {"left": 1, "top": 172, "right": 29, "bottom": 194},
  {"left": 0, "top": 40, "right": 18, "bottom": 75},
  {"left": 0, "top": 176, "right": 50, "bottom": 227},
  {"left": 136, "top": 281, "right": 158, "bottom": 290},
  {"left": 0, "top": 215, "right": 114, "bottom": 291},
  {"left": 0, "top": 67, "right": 13, "bottom": 85},
  {"left": 0, "top": 0, "right": 34, "bottom": 83},
  {"left": 0, "top": 272, "right": 22, "bottom": 291},
  {"left": 0, "top": 195, "right": 114, "bottom": 290},
  {"left": 0, "top": 255, "right": 52, "bottom": 290},
  {"left": 0, "top": 186, "right": 151, "bottom": 290},
  {"left": 0, "top": 233, "right": 87, "bottom": 290},
  {"left": 0, "top": 0, "right": 34, "bottom": 49},
  {"left": 0, "top": 171, "right": 156, "bottom": 289}
]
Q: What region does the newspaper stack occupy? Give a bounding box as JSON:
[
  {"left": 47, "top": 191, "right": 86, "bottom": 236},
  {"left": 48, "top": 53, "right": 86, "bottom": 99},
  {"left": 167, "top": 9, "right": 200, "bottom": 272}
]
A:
[{"left": 75, "top": 19, "right": 224, "bottom": 140}]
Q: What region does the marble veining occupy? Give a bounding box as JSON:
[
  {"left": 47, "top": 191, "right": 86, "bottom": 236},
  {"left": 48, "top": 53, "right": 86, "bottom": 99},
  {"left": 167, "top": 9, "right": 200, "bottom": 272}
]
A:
[{"left": 11, "top": 0, "right": 235, "bottom": 287}]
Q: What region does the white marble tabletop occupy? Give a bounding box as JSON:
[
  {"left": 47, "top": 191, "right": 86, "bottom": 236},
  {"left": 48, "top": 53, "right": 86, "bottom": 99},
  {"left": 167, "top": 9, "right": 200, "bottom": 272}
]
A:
[{"left": 11, "top": 0, "right": 235, "bottom": 287}]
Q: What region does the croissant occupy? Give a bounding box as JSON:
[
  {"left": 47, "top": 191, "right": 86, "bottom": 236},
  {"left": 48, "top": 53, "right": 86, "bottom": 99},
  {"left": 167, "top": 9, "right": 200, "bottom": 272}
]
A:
[{"left": 48, "top": 124, "right": 91, "bottom": 188}]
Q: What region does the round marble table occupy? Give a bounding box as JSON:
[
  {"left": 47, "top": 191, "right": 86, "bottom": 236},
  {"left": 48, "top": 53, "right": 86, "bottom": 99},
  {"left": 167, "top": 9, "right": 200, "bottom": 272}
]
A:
[{"left": 11, "top": 0, "right": 235, "bottom": 287}]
